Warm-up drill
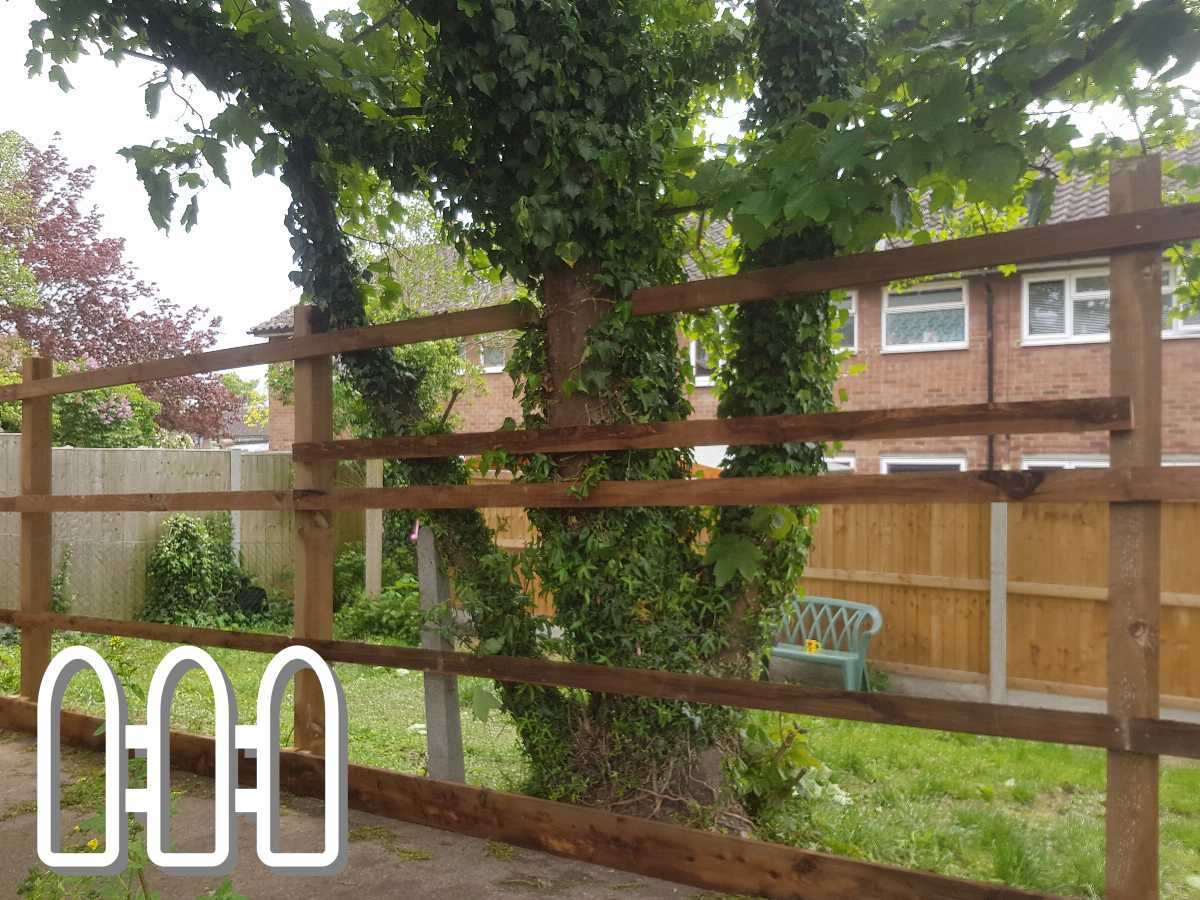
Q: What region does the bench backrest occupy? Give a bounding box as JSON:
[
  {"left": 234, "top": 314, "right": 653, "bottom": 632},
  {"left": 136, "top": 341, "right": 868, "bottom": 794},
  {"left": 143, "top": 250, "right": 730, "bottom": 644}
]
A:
[{"left": 780, "top": 596, "right": 883, "bottom": 655}]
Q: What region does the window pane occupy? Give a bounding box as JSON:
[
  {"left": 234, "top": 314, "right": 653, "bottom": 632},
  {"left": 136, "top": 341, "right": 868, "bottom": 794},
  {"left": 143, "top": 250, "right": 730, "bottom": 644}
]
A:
[
  {"left": 886, "top": 287, "right": 963, "bottom": 309},
  {"left": 481, "top": 344, "right": 506, "bottom": 370},
  {"left": 885, "top": 308, "right": 965, "bottom": 346},
  {"left": 693, "top": 341, "right": 713, "bottom": 380},
  {"left": 1164, "top": 290, "right": 1200, "bottom": 328},
  {"left": 1075, "top": 274, "right": 1110, "bottom": 294},
  {"left": 834, "top": 297, "right": 856, "bottom": 348},
  {"left": 885, "top": 462, "right": 963, "bottom": 474},
  {"left": 1028, "top": 280, "right": 1066, "bottom": 336},
  {"left": 1072, "top": 293, "right": 1110, "bottom": 335}
]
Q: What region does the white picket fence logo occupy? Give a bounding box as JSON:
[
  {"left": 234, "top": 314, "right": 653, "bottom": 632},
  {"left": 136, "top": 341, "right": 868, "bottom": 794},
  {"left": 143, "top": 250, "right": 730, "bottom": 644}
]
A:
[{"left": 37, "top": 645, "right": 348, "bottom": 876}]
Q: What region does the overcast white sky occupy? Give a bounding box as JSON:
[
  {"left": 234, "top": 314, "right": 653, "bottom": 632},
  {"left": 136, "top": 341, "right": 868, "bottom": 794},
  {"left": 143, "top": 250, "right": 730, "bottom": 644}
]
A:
[
  {"left": 0, "top": 0, "right": 1181, "bottom": 390},
  {"left": 0, "top": 0, "right": 350, "bottom": 384}
]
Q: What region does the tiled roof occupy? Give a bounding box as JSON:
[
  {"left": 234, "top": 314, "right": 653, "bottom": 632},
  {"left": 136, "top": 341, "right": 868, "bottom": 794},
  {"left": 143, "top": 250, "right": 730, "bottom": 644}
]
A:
[
  {"left": 247, "top": 307, "right": 296, "bottom": 337},
  {"left": 1044, "top": 144, "right": 1200, "bottom": 224}
]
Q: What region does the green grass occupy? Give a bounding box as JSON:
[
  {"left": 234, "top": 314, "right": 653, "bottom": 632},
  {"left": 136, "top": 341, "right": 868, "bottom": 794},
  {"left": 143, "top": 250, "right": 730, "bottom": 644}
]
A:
[{"left": 2, "top": 635, "right": 1197, "bottom": 897}]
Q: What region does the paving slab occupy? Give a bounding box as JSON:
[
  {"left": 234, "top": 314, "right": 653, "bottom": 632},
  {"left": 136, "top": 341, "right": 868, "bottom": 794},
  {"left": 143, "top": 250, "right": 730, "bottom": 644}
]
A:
[{"left": 0, "top": 729, "right": 704, "bottom": 899}]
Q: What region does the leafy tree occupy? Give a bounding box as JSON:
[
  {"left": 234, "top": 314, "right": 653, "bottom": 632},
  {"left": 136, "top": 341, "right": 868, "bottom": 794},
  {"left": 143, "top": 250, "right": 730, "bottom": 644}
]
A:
[
  {"left": 24, "top": 0, "right": 1199, "bottom": 823},
  {"left": 0, "top": 133, "right": 240, "bottom": 439},
  {"left": 0, "top": 351, "right": 171, "bottom": 448},
  {"left": 0, "top": 131, "right": 37, "bottom": 310}
]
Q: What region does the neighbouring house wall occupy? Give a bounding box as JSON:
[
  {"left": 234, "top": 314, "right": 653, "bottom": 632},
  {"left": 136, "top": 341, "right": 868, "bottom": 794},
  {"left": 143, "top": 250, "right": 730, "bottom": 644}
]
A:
[
  {"left": 266, "top": 336, "right": 297, "bottom": 451},
  {"left": 836, "top": 273, "right": 1200, "bottom": 472},
  {"left": 0, "top": 439, "right": 362, "bottom": 619},
  {"left": 261, "top": 268, "right": 1200, "bottom": 464}
]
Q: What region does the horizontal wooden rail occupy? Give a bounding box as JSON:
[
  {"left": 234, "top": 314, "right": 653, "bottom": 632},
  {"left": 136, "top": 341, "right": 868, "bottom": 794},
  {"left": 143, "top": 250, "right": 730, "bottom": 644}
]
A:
[
  {"left": 3, "top": 609, "right": 1197, "bottom": 759},
  {"left": 0, "top": 697, "right": 1051, "bottom": 900},
  {"left": 0, "top": 303, "right": 535, "bottom": 403},
  {"left": 633, "top": 202, "right": 1200, "bottom": 315},
  {"left": 0, "top": 467, "right": 1194, "bottom": 513},
  {"left": 293, "top": 397, "right": 1132, "bottom": 462},
  {"left": 1, "top": 205, "right": 1198, "bottom": 403},
  {"left": 803, "top": 567, "right": 1200, "bottom": 609}
]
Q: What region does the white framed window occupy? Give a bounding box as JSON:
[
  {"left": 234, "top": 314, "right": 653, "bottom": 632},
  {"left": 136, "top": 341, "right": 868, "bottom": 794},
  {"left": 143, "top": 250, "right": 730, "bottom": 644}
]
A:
[
  {"left": 833, "top": 290, "right": 857, "bottom": 352},
  {"left": 480, "top": 343, "right": 507, "bottom": 374},
  {"left": 824, "top": 454, "right": 856, "bottom": 474},
  {"left": 1024, "top": 264, "right": 1200, "bottom": 345},
  {"left": 880, "top": 455, "right": 967, "bottom": 474},
  {"left": 881, "top": 281, "right": 968, "bottom": 353},
  {"left": 1023, "top": 269, "right": 1112, "bottom": 344},
  {"left": 689, "top": 339, "right": 715, "bottom": 387},
  {"left": 1021, "top": 455, "right": 1109, "bottom": 471},
  {"left": 1165, "top": 456, "right": 1200, "bottom": 467},
  {"left": 1162, "top": 267, "right": 1200, "bottom": 338}
]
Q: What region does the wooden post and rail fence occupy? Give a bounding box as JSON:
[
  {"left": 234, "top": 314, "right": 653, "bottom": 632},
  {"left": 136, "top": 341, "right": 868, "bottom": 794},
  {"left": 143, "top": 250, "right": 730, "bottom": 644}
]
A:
[{"left": 0, "top": 156, "right": 1197, "bottom": 898}]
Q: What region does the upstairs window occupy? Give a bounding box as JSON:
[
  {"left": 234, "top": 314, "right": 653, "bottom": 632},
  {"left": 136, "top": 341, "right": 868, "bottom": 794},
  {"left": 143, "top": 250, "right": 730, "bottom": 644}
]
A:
[
  {"left": 882, "top": 282, "right": 968, "bottom": 352},
  {"left": 689, "top": 339, "right": 715, "bottom": 387},
  {"left": 833, "top": 291, "right": 857, "bottom": 351},
  {"left": 480, "top": 343, "right": 507, "bottom": 373},
  {"left": 1162, "top": 267, "right": 1200, "bottom": 337},
  {"left": 1024, "top": 264, "right": 1199, "bottom": 344},
  {"left": 1024, "top": 270, "right": 1111, "bottom": 343}
]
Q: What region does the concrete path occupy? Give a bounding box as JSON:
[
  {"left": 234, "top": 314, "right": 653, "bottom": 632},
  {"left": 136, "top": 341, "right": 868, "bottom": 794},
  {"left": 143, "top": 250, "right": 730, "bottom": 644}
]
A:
[{"left": 0, "top": 729, "right": 705, "bottom": 899}]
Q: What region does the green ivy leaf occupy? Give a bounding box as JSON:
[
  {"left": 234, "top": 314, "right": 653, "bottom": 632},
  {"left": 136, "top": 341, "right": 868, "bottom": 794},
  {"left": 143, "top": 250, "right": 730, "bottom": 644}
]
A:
[{"left": 494, "top": 8, "right": 516, "bottom": 32}]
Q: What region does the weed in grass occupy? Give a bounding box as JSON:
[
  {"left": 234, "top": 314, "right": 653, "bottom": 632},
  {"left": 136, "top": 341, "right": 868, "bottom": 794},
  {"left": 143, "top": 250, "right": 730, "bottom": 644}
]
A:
[
  {"left": 0, "top": 800, "right": 35, "bottom": 821},
  {"left": 493, "top": 874, "right": 573, "bottom": 895},
  {"left": 486, "top": 840, "right": 521, "bottom": 861},
  {"left": 348, "top": 824, "right": 433, "bottom": 861}
]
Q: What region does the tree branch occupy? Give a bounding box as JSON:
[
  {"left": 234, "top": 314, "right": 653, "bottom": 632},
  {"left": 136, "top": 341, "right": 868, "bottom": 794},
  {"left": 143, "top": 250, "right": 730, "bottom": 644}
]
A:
[{"left": 1026, "top": 0, "right": 1181, "bottom": 98}]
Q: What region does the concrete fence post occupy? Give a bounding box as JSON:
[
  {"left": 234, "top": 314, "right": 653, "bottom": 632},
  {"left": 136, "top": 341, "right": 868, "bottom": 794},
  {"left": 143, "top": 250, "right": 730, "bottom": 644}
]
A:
[
  {"left": 416, "top": 526, "right": 465, "bottom": 782},
  {"left": 988, "top": 502, "right": 1008, "bottom": 704},
  {"left": 365, "top": 459, "right": 384, "bottom": 599}
]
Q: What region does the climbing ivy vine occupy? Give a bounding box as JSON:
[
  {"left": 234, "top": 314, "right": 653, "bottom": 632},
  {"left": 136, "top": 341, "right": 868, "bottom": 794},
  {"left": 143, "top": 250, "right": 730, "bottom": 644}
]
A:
[{"left": 23, "top": 0, "right": 1200, "bottom": 823}]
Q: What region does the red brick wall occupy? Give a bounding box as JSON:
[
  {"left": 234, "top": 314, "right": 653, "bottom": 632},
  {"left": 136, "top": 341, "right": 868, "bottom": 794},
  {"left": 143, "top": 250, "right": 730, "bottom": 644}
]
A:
[
  {"left": 455, "top": 371, "right": 525, "bottom": 431},
  {"left": 265, "top": 276, "right": 1200, "bottom": 465},
  {"left": 266, "top": 337, "right": 296, "bottom": 451}
]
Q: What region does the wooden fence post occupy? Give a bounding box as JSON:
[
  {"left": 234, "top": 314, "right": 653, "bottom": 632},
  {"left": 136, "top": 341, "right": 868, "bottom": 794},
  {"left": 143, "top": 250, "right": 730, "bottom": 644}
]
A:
[
  {"left": 1107, "top": 155, "right": 1162, "bottom": 899},
  {"left": 292, "top": 306, "right": 335, "bottom": 752},
  {"left": 20, "top": 356, "right": 53, "bottom": 699},
  {"left": 365, "top": 459, "right": 384, "bottom": 599},
  {"left": 988, "top": 502, "right": 1008, "bottom": 704},
  {"left": 416, "top": 526, "right": 465, "bottom": 782}
]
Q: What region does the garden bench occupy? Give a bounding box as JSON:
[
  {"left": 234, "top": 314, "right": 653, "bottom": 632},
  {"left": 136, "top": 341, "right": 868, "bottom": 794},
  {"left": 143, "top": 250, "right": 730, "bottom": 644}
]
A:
[{"left": 771, "top": 596, "right": 883, "bottom": 692}]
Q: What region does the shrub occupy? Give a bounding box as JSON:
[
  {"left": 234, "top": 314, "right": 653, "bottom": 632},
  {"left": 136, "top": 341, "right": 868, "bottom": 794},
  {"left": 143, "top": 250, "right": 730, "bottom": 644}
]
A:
[
  {"left": 142, "top": 513, "right": 264, "bottom": 623},
  {"left": 333, "top": 542, "right": 409, "bottom": 611},
  {"left": 333, "top": 575, "right": 422, "bottom": 645},
  {"left": 143, "top": 514, "right": 218, "bottom": 622}
]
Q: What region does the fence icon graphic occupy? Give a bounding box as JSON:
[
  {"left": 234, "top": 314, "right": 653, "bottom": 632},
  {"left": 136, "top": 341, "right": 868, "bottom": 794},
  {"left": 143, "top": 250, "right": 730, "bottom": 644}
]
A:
[{"left": 37, "top": 644, "right": 348, "bottom": 876}]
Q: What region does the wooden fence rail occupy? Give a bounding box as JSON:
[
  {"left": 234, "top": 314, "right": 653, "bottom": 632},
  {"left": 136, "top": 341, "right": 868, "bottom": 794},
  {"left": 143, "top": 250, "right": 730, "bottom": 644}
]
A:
[
  {"left": 3, "top": 155, "right": 1190, "bottom": 898},
  {"left": 2, "top": 466, "right": 1199, "bottom": 514}
]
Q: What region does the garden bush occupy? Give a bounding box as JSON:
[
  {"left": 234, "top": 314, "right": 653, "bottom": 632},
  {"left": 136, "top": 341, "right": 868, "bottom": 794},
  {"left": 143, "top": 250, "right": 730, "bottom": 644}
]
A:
[
  {"left": 333, "top": 574, "right": 423, "bottom": 645},
  {"left": 333, "top": 541, "right": 408, "bottom": 610},
  {"left": 142, "top": 513, "right": 264, "bottom": 624}
]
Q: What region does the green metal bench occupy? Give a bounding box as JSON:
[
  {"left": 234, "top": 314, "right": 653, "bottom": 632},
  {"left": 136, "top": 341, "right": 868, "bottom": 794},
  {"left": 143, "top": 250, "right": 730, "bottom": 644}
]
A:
[{"left": 771, "top": 596, "right": 883, "bottom": 692}]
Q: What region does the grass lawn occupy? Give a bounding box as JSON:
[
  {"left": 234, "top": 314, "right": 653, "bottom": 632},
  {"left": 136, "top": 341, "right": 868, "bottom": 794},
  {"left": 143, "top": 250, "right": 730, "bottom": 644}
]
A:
[{"left": 3, "top": 633, "right": 1197, "bottom": 897}]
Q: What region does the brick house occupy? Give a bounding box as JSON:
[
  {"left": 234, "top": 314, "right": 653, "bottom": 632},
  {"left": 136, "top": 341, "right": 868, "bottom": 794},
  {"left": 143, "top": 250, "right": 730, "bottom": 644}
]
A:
[{"left": 250, "top": 166, "right": 1200, "bottom": 469}]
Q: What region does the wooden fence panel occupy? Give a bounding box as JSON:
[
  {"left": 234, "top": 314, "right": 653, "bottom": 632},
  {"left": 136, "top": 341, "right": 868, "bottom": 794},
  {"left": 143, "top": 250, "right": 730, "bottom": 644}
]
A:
[{"left": 802, "top": 500, "right": 1200, "bottom": 701}]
